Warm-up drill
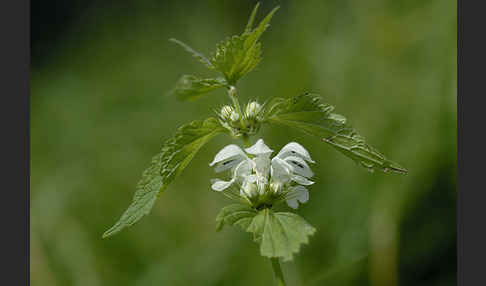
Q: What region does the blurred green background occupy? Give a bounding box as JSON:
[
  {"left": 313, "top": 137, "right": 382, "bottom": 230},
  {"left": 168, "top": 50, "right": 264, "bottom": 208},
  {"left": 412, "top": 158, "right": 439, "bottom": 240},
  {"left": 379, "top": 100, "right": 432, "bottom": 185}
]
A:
[{"left": 30, "top": 0, "right": 456, "bottom": 285}]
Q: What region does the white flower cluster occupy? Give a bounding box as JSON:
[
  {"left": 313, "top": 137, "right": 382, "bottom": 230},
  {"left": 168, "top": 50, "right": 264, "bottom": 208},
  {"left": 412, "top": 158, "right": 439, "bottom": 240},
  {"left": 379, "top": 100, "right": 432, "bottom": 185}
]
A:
[{"left": 209, "top": 139, "right": 315, "bottom": 209}]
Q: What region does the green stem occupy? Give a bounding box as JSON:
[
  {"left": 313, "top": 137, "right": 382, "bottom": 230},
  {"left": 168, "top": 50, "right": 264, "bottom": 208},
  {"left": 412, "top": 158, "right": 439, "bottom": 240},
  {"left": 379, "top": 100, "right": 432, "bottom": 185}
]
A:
[
  {"left": 271, "top": 258, "right": 287, "bottom": 286},
  {"left": 242, "top": 134, "right": 250, "bottom": 147}
]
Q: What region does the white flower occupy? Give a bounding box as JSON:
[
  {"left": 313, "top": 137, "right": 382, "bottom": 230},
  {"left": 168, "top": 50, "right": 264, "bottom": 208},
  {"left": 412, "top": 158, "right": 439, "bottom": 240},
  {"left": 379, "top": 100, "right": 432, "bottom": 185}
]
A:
[
  {"left": 209, "top": 144, "right": 248, "bottom": 173},
  {"left": 210, "top": 159, "right": 251, "bottom": 191},
  {"left": 210, "top": 139, "right": 315, "bottom": 209},
  {"left": 270, "top": 142, "right": 314, "bottom": 208},
  {"left": 245, "top": 139, "right": 273, "bottom": 194}
]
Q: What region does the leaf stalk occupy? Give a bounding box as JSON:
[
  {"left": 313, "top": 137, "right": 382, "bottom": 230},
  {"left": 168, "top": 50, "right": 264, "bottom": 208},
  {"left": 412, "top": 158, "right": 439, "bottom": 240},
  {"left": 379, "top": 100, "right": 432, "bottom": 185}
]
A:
[{"left": 271, "top": 257, "right": 287, "bottom": 286}]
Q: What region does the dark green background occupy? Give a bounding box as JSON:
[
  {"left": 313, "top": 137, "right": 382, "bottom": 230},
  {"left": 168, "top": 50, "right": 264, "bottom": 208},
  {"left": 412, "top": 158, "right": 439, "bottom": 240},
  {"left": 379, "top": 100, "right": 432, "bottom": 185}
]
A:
[{"left": 31, "top": 1, "right": 456, "bottom": 285}]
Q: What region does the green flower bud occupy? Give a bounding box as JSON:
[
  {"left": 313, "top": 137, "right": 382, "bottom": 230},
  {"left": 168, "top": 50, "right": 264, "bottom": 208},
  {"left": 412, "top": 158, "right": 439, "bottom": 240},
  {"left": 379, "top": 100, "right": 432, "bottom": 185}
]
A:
[
  {"left": 245, "top": 101, "right": 262, "bottom": 118},
  {"left": 220, "top": 105, "right": 234, "bottom": 120},
  {"left": 243, "top": 181, "right": 258, "bottom": 198},
  {"left": 270, "top": 181, "right": 282, "bottom": 194},
  {"left": 230, "top": 110, "right": 240, "bottom": 122}
]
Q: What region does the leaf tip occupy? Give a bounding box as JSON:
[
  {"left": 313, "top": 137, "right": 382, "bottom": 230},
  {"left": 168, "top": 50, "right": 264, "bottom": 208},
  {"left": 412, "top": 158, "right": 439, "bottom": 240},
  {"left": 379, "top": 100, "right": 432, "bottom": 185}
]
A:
[
  {"left": 384, "top": 164, "right": 408, "bottom": 175},
  {"left": 168, "top": 38, "right": 179, "bottom": 44},
  {"left": 102, "top": 228, "right": 116, "bottom": 239},
  {"left": 269, "top": 5, "right": 281, "bottom": 16}
]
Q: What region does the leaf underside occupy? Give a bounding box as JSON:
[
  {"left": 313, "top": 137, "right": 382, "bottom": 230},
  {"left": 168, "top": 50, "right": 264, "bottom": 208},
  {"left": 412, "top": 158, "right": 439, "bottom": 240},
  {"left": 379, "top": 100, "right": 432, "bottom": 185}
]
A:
[
  {"left": 216, "top": 204, "right": 316, "bottom": 261},
  {"left": 169, "top": 38, "right": 214, "bottom": 69},
  {"left": 264, "top": 93, "right": 408, "bottom": 174},
  {"left": 171, "top": 75, "right": 227, "bottom": 101},
  {"left": 216, "top": 204, "right": 257, "bottom": 232},
  {"left": 103, "top": 118, "right": 227, "bottom": 238}
]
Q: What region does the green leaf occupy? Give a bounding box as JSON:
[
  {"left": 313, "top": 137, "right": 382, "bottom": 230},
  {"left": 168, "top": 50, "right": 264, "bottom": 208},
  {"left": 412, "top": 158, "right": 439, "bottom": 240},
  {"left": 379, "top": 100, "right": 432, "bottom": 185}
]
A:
[
  {"left": 216, "top": 205, "right": 316, "bottom": 261},
  {"left": 209, "top": 5, "right": 279, "bottom": 84},
  {"left": 248, "top": 209, "right": 316, "bottom": 261},
  {"left": 215, "top": 204, "right": 257, "bottom": 232},
  {"left": 103, "top": 118, "right": 227, "bottom": 238},
  {"left": 171, "top": 75, "right": 227, "bottom": 101},
  {"left": 169, "top": 38, "right": 214, "bottom": 69},
  {"left": 264, "top": 93, "right": 408, "bottom": 174},
  {"left": 245, "top": 2, "right": 260, "bottom": 32}
]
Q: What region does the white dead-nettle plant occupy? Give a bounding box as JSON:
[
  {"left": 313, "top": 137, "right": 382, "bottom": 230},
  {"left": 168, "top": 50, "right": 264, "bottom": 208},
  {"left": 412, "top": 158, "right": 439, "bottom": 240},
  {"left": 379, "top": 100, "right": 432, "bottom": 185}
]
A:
[{"left": 103, "top": 3, "right": 407, "bottom": 285}]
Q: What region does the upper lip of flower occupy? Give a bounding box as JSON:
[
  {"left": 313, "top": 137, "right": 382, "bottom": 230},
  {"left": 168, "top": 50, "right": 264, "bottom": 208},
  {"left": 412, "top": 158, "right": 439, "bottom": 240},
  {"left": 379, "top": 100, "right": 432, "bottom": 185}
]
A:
[
  {"left": 210, "top": 139, "right": 315, "bottom": 209},
  {"left": 270, "top": 157, "right": 314, "bottom": 185},
  {"left": 276, "top": 155, "right": 314, "bottom": 178},
  {"left": 244, "top": 139, "right": 273, "bottom": 156},
  {"left": 209, "top": 144, "right": 248, "bottom": 173},
  {"left": 275, "top": 142, "right": 315, "bottom": 163}
]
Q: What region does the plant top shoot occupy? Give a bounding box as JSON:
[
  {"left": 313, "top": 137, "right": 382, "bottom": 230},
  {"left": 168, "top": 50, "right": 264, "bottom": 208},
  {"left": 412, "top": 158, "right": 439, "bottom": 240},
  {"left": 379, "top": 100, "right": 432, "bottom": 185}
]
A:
[{"left": 103, "top": 3, "right": 407, "bottom": 285}]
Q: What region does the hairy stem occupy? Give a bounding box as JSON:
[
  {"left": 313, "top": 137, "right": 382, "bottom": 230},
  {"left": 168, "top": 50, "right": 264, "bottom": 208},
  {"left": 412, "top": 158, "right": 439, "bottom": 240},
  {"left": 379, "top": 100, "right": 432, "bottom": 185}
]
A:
[
  {"left": 228, "top": 85, "right": 245, "bottom": 125},
  {"left": 271, "top": 258, "right": 287, "bottom": 286}
]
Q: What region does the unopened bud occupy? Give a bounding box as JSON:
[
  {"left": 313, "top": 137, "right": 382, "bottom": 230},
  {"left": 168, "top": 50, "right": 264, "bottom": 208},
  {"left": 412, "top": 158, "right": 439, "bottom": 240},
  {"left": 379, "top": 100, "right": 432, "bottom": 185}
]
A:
[
  {"left": 230, "top": 110, "right": 240, "bottom": 122},
  {"left": 242, "top": 182, "right": 258, "bottom": 198},
  {"left": 245, "top": 101, "right": 262, "bottom": 118},
  {"left": 270, "top": 182, "right": 282, "bottom": 194},
  {"left": 220, "top": 105, "right": 233, "bottom": 119}
]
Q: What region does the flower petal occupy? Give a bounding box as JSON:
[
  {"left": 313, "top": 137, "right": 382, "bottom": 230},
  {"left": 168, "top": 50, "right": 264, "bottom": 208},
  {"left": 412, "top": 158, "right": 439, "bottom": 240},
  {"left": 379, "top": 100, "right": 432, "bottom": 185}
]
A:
[
  {"left": 294, "top": 185, "right": 309, "bottom": 203},
  {"left": 233, "top": 159, "right": 252, "bottom": 180},
  {"left": 246, "top": 174, "right": 258, "bottom": 183},
  {"left": 210, "top": 179, "right": 235, "bottom": 192},
  {"left": 210, "top": 144, "right": 247, "bottom": 173},
  {"left": 284, "top": 156, "right": 314, "bottom": 178},
  {"left": 241, "top": 180, "right": 258, "bottom": 198},
  {"left": 245, "top": 139, "right": 273, "bottom": 156},
  {"left": 276, "top": 142, "right": 315, "bottom": 163},
  {"left": 285, "top": 185, "right": 309, "bottom": 209},
  {"left": 291, "top": 174, "right": 314, "bottom": 186},
  {"left": 286, "top": 198, "right": 299, "bottom": 209},
  {"left": 253, "top": 156, "right": 271, "bottom": 179},
  {"left": 270, "top": 157, "right": 292, "bottom": 184}
]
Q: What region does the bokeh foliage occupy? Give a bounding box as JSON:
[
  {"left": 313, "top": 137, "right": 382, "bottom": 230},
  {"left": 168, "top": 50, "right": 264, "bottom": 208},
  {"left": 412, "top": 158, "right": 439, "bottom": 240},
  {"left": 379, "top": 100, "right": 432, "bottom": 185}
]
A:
[{"left": 31, "top": 0, "right": 456, "bottom": 285}]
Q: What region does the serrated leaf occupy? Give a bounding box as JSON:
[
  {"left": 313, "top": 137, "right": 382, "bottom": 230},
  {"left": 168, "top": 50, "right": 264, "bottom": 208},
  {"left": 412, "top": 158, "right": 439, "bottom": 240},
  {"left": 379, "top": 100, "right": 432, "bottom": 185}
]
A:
[
  {"left": 215, "top": 204, "right": 257, "bottom": 232},
  {"left": 103, "top": 118, "right": 227, "bottom": 238},
  {"left": 264, "top": 93, "right": 408, "bottom": 174},
  {"left": 216, "top": 205, "right": 316, "bottom": 261},
  {"left": 248, "top": 209, "right": 316, "bottom": 261},
  {"left": 169, "top": 38, "right": 214, "bottom": 69},
  {"left": 209, "top": 5, "right": 279, "bottom": 84},
  {"left": 171, "top": 75, "right": 227, "bottom": 101}
]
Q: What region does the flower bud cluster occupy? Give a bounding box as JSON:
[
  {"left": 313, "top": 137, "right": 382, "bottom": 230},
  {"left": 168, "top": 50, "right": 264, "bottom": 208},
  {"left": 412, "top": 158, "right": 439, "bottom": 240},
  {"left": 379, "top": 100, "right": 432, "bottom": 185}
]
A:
[{"left": 218, "top": 101, "right": 265, "bottom": 138}]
